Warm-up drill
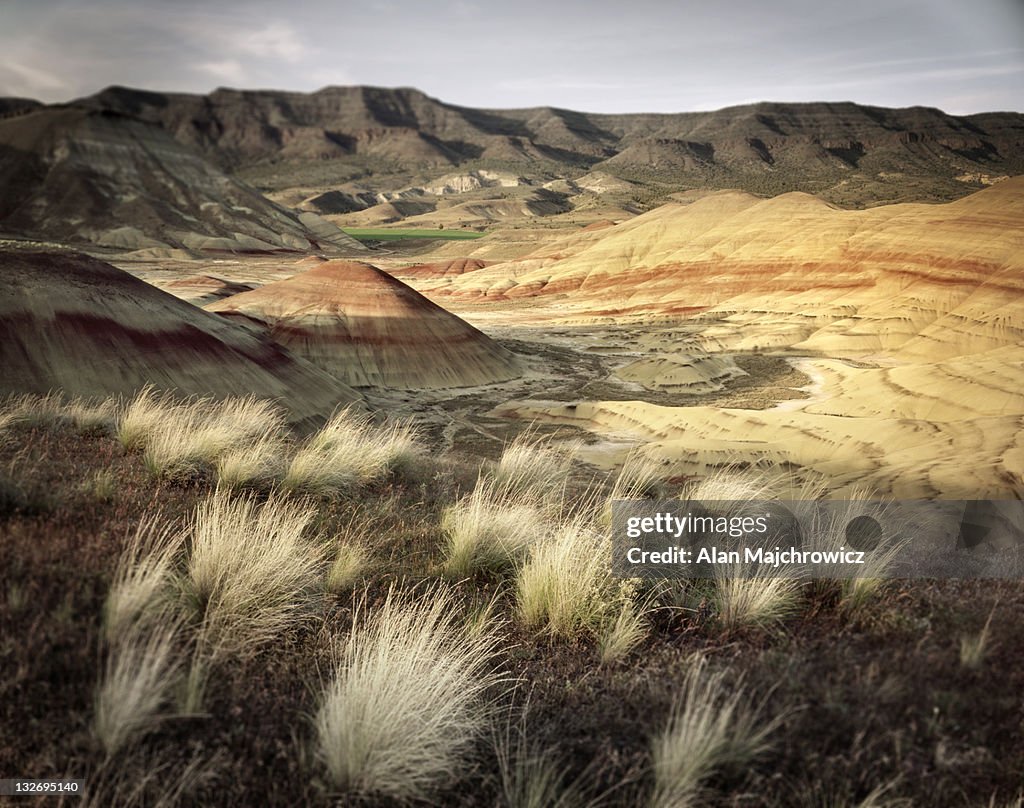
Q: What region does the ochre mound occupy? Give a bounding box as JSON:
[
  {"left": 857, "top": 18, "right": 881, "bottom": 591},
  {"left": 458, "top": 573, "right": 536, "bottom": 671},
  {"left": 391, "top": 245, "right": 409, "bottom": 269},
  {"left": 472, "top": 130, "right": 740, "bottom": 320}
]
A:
[
  {"left": 0, "top": 251, "right": 361, "bottom": 422},
  {"left": 206, "top": 261, "right": 521, "bottom": 389}
]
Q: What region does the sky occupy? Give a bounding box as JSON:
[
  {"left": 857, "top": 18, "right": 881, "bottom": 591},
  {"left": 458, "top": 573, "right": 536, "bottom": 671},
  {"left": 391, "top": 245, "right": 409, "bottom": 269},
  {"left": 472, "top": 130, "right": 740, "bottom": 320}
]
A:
[{"left": 1, "top": 0, "right": 1023, "bottom": 115}]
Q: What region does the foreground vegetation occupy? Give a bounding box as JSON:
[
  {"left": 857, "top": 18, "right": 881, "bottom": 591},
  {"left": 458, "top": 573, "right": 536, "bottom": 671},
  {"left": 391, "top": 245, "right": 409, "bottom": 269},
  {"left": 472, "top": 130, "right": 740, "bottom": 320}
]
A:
[{"left": 1, "top": 392, "right": 1022, "bottom": 806}]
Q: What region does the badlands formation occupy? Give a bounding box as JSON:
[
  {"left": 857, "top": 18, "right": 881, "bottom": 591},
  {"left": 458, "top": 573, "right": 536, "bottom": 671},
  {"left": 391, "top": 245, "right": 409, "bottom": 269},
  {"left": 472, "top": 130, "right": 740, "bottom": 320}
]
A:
[
  {"left": 205, "top": 260, "right": 521, "bottom": 389},
  {"left": 0, "top": 251, "right": 361, "bottom": 422},
  {"left": 413, "top": 178, "right": 1024, "bottom": 498}
]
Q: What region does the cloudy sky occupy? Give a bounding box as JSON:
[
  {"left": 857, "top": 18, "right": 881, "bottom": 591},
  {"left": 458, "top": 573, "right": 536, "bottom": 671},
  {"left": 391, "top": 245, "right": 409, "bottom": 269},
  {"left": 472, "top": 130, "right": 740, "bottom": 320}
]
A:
[{"left": 2, "top": 0, "right": 1022, "bottom": 114}]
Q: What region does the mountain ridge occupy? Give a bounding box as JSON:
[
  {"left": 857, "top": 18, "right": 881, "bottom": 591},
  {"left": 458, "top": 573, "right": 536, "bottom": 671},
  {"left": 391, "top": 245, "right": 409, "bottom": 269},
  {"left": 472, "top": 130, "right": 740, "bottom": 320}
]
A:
[{"left": 62, "top": 85, "right": 1024, "bottom": 208}]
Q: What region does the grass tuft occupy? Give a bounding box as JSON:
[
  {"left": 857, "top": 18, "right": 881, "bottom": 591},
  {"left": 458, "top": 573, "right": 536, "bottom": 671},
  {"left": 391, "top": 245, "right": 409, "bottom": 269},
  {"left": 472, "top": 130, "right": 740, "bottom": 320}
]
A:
[
  {"left": 960, "top": 603, "right": 997, "bottom": 669},
  {"left": 314, "top": 586, "right": 502, "bottom": 801},
  {"left": 214, "top": 433, "right": 287, "bottom": 490},
  {"left": 598, "top": 597, "right": 648, "bottom": 664},
  {"left": 140, "top": 396, "right": 285, "bottom": 481},
  {"left": 94, "top": 622, "right": 182, "bottom": 757},
  {"left": 442, "top": 479, "right": 547, "bottom": 577},
  {"left": 650, "top": 655, "right": 778, "bottom": 808},
  {"left": 283, "top": 409, "right": 420, "bottom": 497},
  {"left": 326, "top": 542, "right": 372, "bottom": 594},
  {"left": 713, "top": 564, "right": 802, "bottom": 632},
  {"left": 517, "top": 516, "right": 617, "bottom": 638},
  {"left": 186, "top": 490, "right": 325, "bottom": 653},
  {"left": 495, "top": 707, "right": 586, "bottom": 808},
  {"left": 104, "top": 518, "right": 182, "bottom": 644},
  {"left": 489, "top": 429, "right": 579, "bottom": 505}
]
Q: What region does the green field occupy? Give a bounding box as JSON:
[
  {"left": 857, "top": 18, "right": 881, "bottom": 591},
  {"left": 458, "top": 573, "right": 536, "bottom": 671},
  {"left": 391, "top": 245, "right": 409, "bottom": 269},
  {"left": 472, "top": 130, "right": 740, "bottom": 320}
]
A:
[{"left": 341, "top": 227, "right": 486, "bottom": 242}]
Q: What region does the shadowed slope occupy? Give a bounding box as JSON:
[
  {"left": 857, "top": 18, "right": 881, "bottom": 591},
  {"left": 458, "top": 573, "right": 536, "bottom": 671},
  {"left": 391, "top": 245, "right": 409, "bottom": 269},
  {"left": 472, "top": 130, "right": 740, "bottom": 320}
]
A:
[
  {"left": 0, "top": 107, "right": 364, "bottom": 253},
  {"left": 0, "top": 251, "right": 361, "bottom": 422},
  {"left": 206, "top": 261, "right": 521, "bottom": 389}
]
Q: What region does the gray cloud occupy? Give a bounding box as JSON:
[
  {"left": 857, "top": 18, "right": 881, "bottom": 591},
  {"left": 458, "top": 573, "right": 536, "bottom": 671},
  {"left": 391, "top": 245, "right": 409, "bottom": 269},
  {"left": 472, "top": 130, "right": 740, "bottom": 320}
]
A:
[{"left": 1, "top": 0, "right": 1021, "bottom": 113}]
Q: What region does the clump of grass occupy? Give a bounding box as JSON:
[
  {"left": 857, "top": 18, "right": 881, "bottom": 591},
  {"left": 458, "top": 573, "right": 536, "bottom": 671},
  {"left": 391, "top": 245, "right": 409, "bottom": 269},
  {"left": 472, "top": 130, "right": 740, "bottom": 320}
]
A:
[
  {"left": 495, "top": 707, "right": 586, "bottom": 808},
  {"left": 326, "top": 542, "right": 372, "bottom": 594},
  {"left": 140, "top": 396, "right": 286, "bottom": 481},
  {"left": 610, "top": 450, "right": 664, "bottom": 501},
  {"left": 1, "top": 392, "right": 118, "bottom": 433},
  {"left": 650, "top": 655, "right": 778, "bottom": 808},
  {"left": 186, "top": 490, "right": 325, "bottom": 653},
  {"left": 117, "top": 387, "right": 176, "bottom": 451},
  {"left": 94, "top": 622, "right": 182, "bottom": 757},
  {"left": 713, "top": 563, "right": 802, "bottom": 632},
  {"left": 104, "top": 518, "right": 182, "bottom": 644},
  {"left": 598, "top": 596, "right": 648, "bottom": 664},
  {"left": 801, "top": 496, "right": 911, "bottom": 615},
  {"left": 517, "top": 516, "right": 617, "bottom": 637},
  {"left": 960, "top": 603, "right": 997, "bottom": 669},
  {"left": 442, "top": 479, "right": 547, "bottom": 577},
  {"left": 489, "top": 428, "right": 579, "bottom": 504},
  {"left": 6, "top": 581, "right": 28, "bottom": 614},
  {"left": 214, "top": 433, "right": 287, "bottom": 490},
  {"left": 314, "top": 586, "right": 502, "bottom": 801},
  {"left": 83, "top": 468, "right": 118, "bottom": 503},
  {"left": 283, "top": 409, "right": 420, "bottom": 497}
]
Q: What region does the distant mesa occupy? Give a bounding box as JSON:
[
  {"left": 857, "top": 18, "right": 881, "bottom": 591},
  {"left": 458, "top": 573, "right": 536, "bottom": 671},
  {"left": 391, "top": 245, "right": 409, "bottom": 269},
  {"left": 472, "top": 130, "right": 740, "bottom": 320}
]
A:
[
  {"left": 205, "top": 260, "right": 522, "bottom": 389},
  {"left": 0, "top": 106, "right": 364, "bottom": 254},
  {"left": 0, "top": 251, "right": 362, "bottom": 423}
]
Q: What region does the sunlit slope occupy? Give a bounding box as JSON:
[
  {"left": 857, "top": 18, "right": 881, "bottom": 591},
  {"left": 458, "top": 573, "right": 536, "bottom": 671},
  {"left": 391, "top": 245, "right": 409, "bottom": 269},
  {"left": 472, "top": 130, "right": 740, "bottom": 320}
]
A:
[
  {"left": 438, "top": 179, "right": 1024, "bottom": 356},
  {"left": 467, "top": 179, "right": 1024, "bottom": 497},
  {"left": 495, "top": 399, "right": 1024, "bottom": 499}
]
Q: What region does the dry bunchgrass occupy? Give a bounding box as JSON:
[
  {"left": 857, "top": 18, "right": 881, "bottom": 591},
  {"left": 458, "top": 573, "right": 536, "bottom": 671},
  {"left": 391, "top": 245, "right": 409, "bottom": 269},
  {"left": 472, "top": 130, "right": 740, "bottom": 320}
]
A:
[
  {"left": 94, "top": 622, "right": 182, "bottom": 757},
  {"left": 117, "top": 387, "right": 286, "bottom": 479},
  {"left": 489, "top": 428, "right": 580, "bottom": 505},
  {"left": 1, "top": 392, "right": 118, "bottom": 434},
  {"left": 140, "top": 396, "right": 285, "bottom": 481},
  {"left": 314, "top": 586, "right": 503, "bottom": 801},
  {"left": 326, "top": 542, "right": 372, "bottom": 594},
  {"left": 793, "top": 495, "right": 912, "bottom": 615},
  {"left": 104, "top": 518, "right": 182, "bottom": 644},
  {"left": 442, "top": 479, "right": 548, "bottom": 577},
  {"left": 185, "top": 490, "right": 325, "bottom": 653},
  {"left": 610, "top": 451, "right": 664, "bottom": 502},
  {"left": 517, "top": 516, "right": 618, "bottom": 638},
  {"left": 960, "top": 602, "right": 997, "bottom": 669},
  {"left": 650, "top": 655, "right": 778, "bottom": 808},
  {"left": 117, "top": 387, "right": 177, "bottom": 451},
  {"left": 495, "top": 707, "right": 587, "bottom": 808},
  {"left": 214, "top": 433, "right": 288, "bottom": 490},
  {"left": 713, "top": 563, "right": 803, "bottom": 632},
  {"left": 283, "top": 409, "right": 420, "bottom": 497},
  {"left": 598, "top": 597, "right": 648, "bottom": 664}
]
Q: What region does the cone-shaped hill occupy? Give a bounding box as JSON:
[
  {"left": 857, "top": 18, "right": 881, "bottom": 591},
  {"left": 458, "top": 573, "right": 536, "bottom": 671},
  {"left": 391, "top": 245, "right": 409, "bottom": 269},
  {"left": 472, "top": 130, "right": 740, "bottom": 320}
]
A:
[
  {"left": 0, "top": 251, "right": 362, "bottom": 423},
  {"left": 206, "top": 261, "right": 522, "bottom": 389}
]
